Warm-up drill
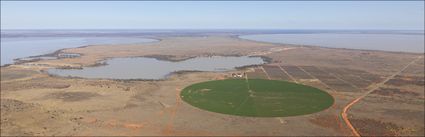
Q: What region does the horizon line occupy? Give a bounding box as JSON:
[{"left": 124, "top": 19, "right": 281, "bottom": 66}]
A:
[{"left": 2, "top": 28, "right": 424, "bottom": 31}]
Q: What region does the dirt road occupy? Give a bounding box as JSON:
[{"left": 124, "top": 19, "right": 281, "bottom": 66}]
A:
[{"left": 341, "top": 56, "right": 423, "bottom": 137}]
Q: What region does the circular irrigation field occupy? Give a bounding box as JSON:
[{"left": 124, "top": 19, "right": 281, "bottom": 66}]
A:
[{"left": 180, "top": 79, "right": 334, "bottom": 117}]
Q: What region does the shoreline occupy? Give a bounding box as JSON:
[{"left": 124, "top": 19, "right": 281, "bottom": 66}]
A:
[
  {"left": 44, "top": 55, "right": 268, "bottom": 81},
  {"left": 0, "top": 36, "right": 162, "bottom": 67},
  {"left": 2, "top": 35, "right": 421, "bottom": 73},
  {"left": 235, "top": 34, "right": 425, "bottom": 55},
  {"left": 2, "top": 34, "right": 422, "bottom": 68}
]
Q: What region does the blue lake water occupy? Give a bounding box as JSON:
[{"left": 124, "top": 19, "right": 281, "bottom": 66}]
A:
[
  {"left": 239, "top": 33, "right": 424, "bottom": 53},
  {"left": 1, "top": 37, "right": 157, "bottom": 65},
  {"left": 47, "top": 56, "right": 265, "bottom": 80}
]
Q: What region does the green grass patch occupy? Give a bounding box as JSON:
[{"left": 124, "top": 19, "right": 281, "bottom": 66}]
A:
[{"left": 181, "top": 79, "right": 334, "bottom": 117}]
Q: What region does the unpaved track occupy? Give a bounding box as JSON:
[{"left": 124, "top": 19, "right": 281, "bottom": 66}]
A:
[
  {"left": 341, "top": 56, "right": 423, "bottom": 137},
  {"left": 163, "top": 87, "right": 182, "bottom": 135},
  {"left": 296, "top": 65, "right": 347, "bottom": 133},
  {"left": 259, "top": 67, "right": 285, "bottom": 124},
  {"left": 277, "top": 65, "right": 298, "bottom": 83},
  {"left": 316, "top": 67, "right": 363, "bottom": 91},
  {"left": 0, "top": 74, "right": 46, "bottom": 83},
  {"left": 260, "top": 66, "right": 272, "bottom": 80},
  {"left": 234, "top": 73, "right": 253, "bottom": 114}
]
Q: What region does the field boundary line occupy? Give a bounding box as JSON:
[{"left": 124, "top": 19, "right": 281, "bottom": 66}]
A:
[
  {"left": 315, "top": 67, "right": 363, "bottom": 91},
  {"left": 245, "top": 72, "right": 251, "bottom": 90},
  {"left": 260, "top": 66, "right": 272, "bottom": 80},
  {"left": 277, "top": 65, "right": 299, "bottom": 83},
  {"left": 1, "top": 74, "right": 46, "bottom": 83},
  {"left": 232, "top": 74, "right": 252, "bottom": 115},
  {"left": 341, "top": 56, "right": 422, "bottom": 137},
  {"left": 337, "top": 68, "right": 374, "bottom": 83},
  {"left": 297, "top": 66, "right": 339, "bottom": 94},
  {"left": 259, "top": 67, "right": 298, "bottom": 124},
  {"left": 163, "top": 87, "right": 183, "bottom": 135},
  {"left": 297, "top": 65, "right": 347, "bottom": 133},
  {"left": 233, "top": 95, "right": 250, "bottom": 115},
  {"left": 354, "top": 75, "right": 373, "bottom": 83}
]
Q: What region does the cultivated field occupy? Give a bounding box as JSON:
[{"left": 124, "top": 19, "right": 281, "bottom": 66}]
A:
[{"left": 181, "top": 79, "right": 334, "bottom": 117}]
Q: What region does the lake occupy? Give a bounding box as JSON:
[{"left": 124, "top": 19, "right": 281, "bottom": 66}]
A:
[
  {"left": 1, "top": 37, "right": 157, "bottom": 66},
  {"left": 47, "top": 56, "right": 265, "bottom": 80},
  {"left": 239, "top": 33, "right": 424, "bottom": 53}
]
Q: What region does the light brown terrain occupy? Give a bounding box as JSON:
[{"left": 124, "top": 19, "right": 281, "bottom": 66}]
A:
[{"left": 1, "top": 36, "right": 424, "bottom": 136}]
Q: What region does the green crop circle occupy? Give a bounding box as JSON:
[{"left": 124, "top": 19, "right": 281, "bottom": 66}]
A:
[{"left": 181, "top": 79, "right": 334, "bottom": 117}]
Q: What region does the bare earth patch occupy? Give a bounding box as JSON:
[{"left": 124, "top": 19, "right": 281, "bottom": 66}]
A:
[
  {"left": 43, "top": 92, "right": 100, "bottom": 102},
  {"left": 350, "top": 118, "right": 403, "bottom": 136}
]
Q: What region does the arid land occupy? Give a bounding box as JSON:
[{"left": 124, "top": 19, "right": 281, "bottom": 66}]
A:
[{"left": 1, "top": 35, "right": 424, "bottom": 136}]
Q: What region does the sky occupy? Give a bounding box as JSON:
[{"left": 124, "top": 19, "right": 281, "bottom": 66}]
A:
[{"left": 1, "top": 1, "right": 424, "bottom": 30}]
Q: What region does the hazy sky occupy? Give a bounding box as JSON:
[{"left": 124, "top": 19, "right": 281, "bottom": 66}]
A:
[{"left": 1, "top": 1, "right": 424, "bottom": 30}]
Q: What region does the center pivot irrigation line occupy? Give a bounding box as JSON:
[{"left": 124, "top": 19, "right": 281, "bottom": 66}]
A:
[{"left": 233, "top": 73, "right": 253, "bottom": 114}]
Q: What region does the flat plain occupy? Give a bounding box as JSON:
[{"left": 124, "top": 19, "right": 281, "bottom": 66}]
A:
[{"left": 1, "top": 35, "right": 424, "bottom": 136}]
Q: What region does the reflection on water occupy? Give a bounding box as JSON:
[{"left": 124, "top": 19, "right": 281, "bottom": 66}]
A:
[
  {"left": 48, "top": 56, "right": 265, "bottom": 79},
  {"left": 1, "top": 37, "right": 157, "bottom": 65},
  {"left": 240, "top": 33, "right": 424, "bottom": 53}
]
